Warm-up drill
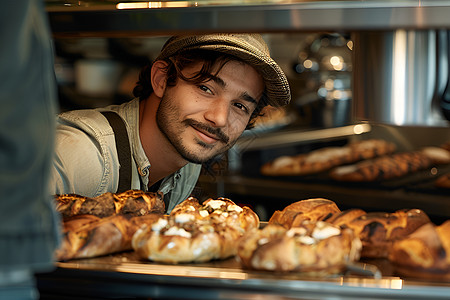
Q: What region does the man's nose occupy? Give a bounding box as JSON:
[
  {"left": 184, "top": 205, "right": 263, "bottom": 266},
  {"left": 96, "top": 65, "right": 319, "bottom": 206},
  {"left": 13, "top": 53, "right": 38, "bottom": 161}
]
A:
[{"left": 204, "top": 99, "right": 229, "bottom": 127}]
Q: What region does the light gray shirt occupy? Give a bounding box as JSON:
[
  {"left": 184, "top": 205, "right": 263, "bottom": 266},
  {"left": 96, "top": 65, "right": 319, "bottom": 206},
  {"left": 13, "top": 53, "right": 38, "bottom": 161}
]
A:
[{"left": 50, "top": 98, "right": 202, "bottom": 212}]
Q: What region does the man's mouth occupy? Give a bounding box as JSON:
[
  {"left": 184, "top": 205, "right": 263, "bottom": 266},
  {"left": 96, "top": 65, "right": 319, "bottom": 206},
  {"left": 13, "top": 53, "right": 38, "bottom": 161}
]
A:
[
  {"left": 195, "top": 127, "right": 220, "bottom": 144},
  {"left": 185, "top": 119, "right": 230, "bottom": 144}
]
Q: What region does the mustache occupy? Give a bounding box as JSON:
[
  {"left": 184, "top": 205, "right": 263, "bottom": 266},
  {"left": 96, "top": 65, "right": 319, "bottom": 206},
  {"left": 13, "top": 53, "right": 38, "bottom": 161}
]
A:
[{"left": 184, "top": 119, "right": 230, "bottom": 144}]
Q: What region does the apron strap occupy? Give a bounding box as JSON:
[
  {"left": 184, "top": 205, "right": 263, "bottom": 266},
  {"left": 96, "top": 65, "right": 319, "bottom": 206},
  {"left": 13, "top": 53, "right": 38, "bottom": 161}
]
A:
[{"left": 100, "top": 111, "right": 132, "bottom": 193}]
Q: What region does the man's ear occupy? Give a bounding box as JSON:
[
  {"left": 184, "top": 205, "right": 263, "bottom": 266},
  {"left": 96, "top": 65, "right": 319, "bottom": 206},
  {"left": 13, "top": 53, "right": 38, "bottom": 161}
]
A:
[{"left": 151, "top": 60, "right": 169, "bottom": 98}]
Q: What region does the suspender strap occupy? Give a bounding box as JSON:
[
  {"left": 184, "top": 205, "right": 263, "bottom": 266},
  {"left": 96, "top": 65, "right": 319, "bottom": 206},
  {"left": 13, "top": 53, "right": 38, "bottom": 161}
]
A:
[{"left": 100, "top": 111, "right": 132, "bottom": 193}]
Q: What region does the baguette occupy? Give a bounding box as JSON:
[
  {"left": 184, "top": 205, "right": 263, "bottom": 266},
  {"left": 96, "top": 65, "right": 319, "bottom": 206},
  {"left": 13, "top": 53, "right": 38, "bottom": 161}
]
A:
[
  {"left": 55, "top": 190, "right": 164, "bottom": 219},
  {"left": 55, "top": 213, "right": 162, "bottom": 261}
]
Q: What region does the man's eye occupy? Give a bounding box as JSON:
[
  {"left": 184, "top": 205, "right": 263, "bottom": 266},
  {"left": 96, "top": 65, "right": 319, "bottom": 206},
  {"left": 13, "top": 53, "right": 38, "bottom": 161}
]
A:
[
  {"left": 233, "top": 102, "right": 249, "bottom": 113},
  {"left": 199, "top": 85, "right": 212, "bottom": 94}
]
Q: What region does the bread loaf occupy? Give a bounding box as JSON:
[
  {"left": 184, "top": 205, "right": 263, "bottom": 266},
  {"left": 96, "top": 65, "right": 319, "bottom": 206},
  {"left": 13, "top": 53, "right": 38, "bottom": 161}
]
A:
[
  {"left": 268, "top": 198, "right": 341, "bottom": 229},
  {"left": 237, "top": 221, "right": 362, "bottom": 274},
  {"left": 389, "top": 220, "right": 450, "bottom": 279},
  {"left": 55, "top": 190, "right": 165, "bottom": 219},
  {"left": 261, "top": 139, "right": 396, "bottom": 177},
  {"left": 326, "top": 208, "right": 366, "bottom": 227},
  {"left": 420, "top": 146, "right": 450, "bottom": 164},
  {"left": 132, "top": 197, "right": 260, "bottom": 264},
  {"left": 440, "top": 141, "right": 450, "bottom": 152},
  {"left": 55, "top": 213, "right": 162, "bottom": 261},
  {"left": 330, "top": 209, "right": 431, "bottom": 258},
  {"left": 132, "top": 215, "right": 242, "bottom": 264},
  {"left": 436, "top": 173, "right": 450, "bottom": 189},
  {"left": 329, "top": 151, "right": 432, "bottom": 182}
]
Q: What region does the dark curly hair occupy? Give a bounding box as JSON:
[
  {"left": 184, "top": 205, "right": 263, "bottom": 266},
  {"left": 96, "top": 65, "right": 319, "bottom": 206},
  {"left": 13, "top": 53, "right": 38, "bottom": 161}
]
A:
[{"left": 132, "top": 49, "right": 268, "bottom": 130}]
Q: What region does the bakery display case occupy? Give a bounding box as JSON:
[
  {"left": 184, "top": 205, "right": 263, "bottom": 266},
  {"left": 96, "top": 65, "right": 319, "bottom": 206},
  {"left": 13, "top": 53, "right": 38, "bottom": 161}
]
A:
[
  {"left": 37, "top": 251, "right": 450, "bottom": 300},
  {"left": 40, "top": 0, "right": 450, "bottom": 299},
  {"left": 199, "top": 124, "right": 450, "bottom": 222}
]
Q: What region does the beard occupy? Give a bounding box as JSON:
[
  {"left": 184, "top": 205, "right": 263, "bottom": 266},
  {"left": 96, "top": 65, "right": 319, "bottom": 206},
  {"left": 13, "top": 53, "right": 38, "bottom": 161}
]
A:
[{"left": 156, "top": 93, "right": 235, "bottom": 164}]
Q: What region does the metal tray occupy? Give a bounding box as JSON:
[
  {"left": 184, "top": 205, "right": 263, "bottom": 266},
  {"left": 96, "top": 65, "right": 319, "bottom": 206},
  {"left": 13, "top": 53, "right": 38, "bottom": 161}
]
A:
[{"left": 37, "top": 251, "right": 450, "bottom": 300}]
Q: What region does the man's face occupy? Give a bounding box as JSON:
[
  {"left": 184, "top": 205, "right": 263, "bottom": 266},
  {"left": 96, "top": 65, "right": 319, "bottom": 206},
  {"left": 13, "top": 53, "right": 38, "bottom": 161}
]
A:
[{"left": 156, "top": 60, "right": 264, "bottom": 164}]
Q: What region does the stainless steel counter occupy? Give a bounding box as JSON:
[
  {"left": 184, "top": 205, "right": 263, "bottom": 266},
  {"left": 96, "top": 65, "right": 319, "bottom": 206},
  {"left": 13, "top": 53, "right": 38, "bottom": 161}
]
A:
[
  {"left": 46, "top": 0, "right": 450, "bottom": 37},
  {"left": 37, "top": 251, "right": 450, "bottom": 299}
]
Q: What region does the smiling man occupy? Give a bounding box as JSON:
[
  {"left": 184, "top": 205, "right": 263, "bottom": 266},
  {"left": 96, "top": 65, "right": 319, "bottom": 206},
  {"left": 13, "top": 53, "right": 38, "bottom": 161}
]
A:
[{"left": 50, "top": 34, "right": 291, "bottom": 212}]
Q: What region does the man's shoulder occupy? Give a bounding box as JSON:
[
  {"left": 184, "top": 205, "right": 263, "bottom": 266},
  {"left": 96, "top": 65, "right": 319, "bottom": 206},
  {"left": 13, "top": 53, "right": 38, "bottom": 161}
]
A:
[
  {"left": 59, "top": 109, "right": 103, "bottom": 122},
  {"left": 58, "top": 109, "right": 112, "bottom": 137},
  {"left": 57, "top": 99, "right": 138, "bottom": 135}
]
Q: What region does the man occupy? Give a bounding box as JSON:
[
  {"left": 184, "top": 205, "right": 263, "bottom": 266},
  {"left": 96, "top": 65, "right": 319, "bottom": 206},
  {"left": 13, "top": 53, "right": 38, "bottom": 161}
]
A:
[{"left": 50, "top": 34, "right": 291, "bottom": 212}]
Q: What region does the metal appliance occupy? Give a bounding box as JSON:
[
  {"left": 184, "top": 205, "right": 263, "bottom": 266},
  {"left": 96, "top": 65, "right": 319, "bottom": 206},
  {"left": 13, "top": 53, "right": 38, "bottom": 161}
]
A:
[{"left": 352, "top": 30, "right": 450, "bottom": 127}]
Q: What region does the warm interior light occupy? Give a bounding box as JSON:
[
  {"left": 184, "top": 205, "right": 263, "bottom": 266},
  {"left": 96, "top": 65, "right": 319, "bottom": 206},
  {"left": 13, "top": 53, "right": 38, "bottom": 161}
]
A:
[
  {"left": 303, "top": 59, "right": 313, "bottom": 69},
  {"left": 117, "top": 1, "right": 191, "bottom": 9},
  {"left": 347, "top": 40, "right": 353, "bottom": 50},
  {"left": 117, "top": 2, "right": 150, "bottom": 9},
  {"left": 330, "top": 55, "right": 344, "bottom": 71},
  {"left": 353, "top": 124, "right": 371, "bottom": 135},
  {"left": 391, "top": 29, "right": 407, "bottom": 125}
]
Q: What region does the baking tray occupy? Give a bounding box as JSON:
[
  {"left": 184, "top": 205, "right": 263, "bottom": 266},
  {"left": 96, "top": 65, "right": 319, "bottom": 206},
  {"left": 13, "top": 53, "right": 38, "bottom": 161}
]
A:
[
  {"left": 254, "top": 164, "right": 450, "bottom": 196},
  {"left": 37, "top": 251, "right": 450, "bottom": 300}
]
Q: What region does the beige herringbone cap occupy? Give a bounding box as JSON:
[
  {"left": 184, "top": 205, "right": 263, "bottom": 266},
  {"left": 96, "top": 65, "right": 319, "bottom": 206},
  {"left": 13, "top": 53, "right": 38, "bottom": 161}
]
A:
[{"left": 155, "top": 33, "right": 291, "bottom": 107}]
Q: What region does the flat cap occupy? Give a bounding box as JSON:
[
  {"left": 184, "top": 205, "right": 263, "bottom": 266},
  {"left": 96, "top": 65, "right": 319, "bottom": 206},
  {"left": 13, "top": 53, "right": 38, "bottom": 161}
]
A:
[{"left": 156, "top": 33, "right": 291, "bottom": 107}]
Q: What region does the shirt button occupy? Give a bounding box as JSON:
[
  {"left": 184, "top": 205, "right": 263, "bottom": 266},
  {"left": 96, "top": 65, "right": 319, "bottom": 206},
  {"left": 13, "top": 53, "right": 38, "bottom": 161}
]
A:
[{"left": 138, "top": 167, "right": 149, "bottom": 176}]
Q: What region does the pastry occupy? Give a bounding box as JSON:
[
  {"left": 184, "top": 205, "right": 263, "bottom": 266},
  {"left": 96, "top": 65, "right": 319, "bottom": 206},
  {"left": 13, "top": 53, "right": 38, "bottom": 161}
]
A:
[
  {"left": 330, "top": 209, "right": 431, "bottom": 258},
  {"left": 55, "top": 190, "right": 165, "bottom": 219},
  {"left": 389, "top": 220, "right": 450, "bottom": 279},
  {"left": 237, "top": 221, "right": 362, "bottom": 273},
  {"left": 54, "top": 190, "right": 165, "bottom": 260},
  {"left": 268, "top": 198, "right": 341, "bottom": 229},
  {"left": 261, "top": 139, "right": 396, "bottom": 176},
  {"left": 440, "top": 141, "right": 450, "bottom": 152},
  {"left": 326, "top": 208, "right": 366, "bottom": 227},
  {"left": 132, "top": 197, "right": 259, "bottom": 263},
  {"left": 436, "top": 173, "right": 450, "bottom": 189},
  {"left": 55, "top": 213, "right": 162, "bottom": 261},
  {"left": 420, "top": 146, "right": 450, "bottom": 165},
  {"left": 329, "top": 151, "right": 432, "bottom": 182}
]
